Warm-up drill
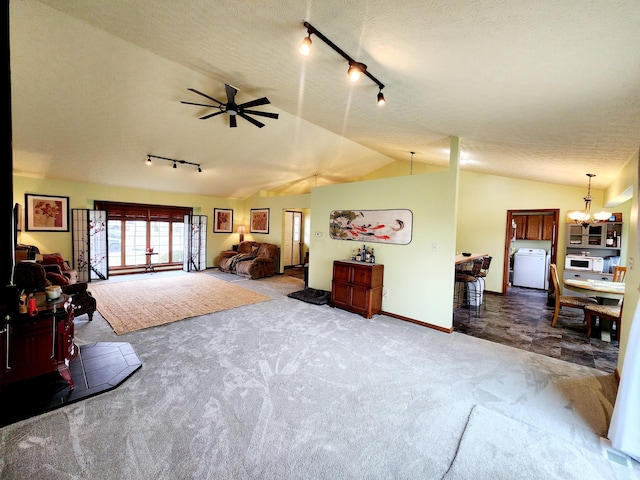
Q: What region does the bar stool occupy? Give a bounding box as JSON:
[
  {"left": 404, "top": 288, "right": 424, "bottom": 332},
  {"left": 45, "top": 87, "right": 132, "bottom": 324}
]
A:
[{"left": 455, "top": 258, "right": 484, "bottom": 319}]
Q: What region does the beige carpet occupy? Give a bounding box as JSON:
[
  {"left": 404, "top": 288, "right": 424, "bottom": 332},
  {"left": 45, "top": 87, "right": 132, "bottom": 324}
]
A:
[{"left": 88, "top": 273, "right": 271, "bottom": 335}]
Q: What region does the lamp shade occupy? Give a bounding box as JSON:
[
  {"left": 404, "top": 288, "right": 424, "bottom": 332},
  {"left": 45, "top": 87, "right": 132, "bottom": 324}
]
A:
[{"left": 237, "top": 225, "right": 246, "bottom": 234}]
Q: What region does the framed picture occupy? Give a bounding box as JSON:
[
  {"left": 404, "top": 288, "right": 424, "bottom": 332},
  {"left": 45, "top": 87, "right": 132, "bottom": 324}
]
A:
[
  {"left": 213, "top": 208, "right": 234, "bottom": 233},
  {"left": 250, "top": 208, "right": 270, "bottom": 234},
  {"left": 25, "top": 194, "right": 69, "bottom": 232}
]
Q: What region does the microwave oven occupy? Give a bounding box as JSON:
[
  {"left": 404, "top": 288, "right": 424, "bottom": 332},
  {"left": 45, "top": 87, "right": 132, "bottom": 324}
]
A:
[{"left": 565, "top": 255, "right": 604, "bottom": 272}]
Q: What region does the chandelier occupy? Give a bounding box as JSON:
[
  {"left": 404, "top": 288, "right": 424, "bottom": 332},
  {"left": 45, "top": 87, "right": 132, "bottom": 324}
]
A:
[{"left": 567, "top": 173, "right": 611, "bottom": 228}]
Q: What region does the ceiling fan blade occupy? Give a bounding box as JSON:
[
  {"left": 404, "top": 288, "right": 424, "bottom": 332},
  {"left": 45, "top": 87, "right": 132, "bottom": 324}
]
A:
[
  {"left": 181, "top": 101, "right": 218, "bottom": 108},
  {"left": 225, "top": 84, "right": 237, "bottom": 103},
  {"left": 187, "top": 88, "right": 224, "bottom": 105},
  {"left": 243, "top": 109, "right": 279, "bottom": 119},
  {"left": 199, "top": 110, "right": 225, "bottom": 120},
  {"left": 238, "top": 112, "right": 265, "bottom": 128},
  {"left": 238, "top": 97, "right": 270, "bottom": 109},
  {"left": 229, "top": 115, "right": 237, "bottom": 128}
]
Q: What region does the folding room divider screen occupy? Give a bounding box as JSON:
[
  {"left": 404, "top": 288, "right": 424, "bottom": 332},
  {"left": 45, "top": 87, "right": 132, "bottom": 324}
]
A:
[
  {"left": 72, "top": 209, "right": 108, "bottom": 282},
  {"left": 183, "top": 215, "right": 207, "bottom": 272}
]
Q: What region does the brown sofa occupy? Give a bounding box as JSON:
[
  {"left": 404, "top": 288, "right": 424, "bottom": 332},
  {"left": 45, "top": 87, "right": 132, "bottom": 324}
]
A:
[
  {"left": 16, "top": 244, "right": 78, "bottom": 285},
  {"left": 13, "top": 261, "right": 97, "bottom": 321},
  {"left": 218, "top": 241, "right": 280, "bottom": 279}
]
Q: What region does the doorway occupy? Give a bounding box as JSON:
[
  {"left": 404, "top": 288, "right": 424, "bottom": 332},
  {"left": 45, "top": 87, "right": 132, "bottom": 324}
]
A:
[
  {"left": 283, "top": 210, "right": 303, "bottom": 267},
  {"left": 503, "top": 209, "right": 559, "bottom": 304}
]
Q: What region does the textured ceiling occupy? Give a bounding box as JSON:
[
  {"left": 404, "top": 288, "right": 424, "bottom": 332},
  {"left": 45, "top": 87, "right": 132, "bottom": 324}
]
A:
[{"left": 10, "top": 0, "right": 640, "bottom": 198}]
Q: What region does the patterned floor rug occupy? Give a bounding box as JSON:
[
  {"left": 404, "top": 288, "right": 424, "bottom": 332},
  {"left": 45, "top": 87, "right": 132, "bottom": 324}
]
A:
[{"left": 88, "top": 273, "right": 271, "bottom": 334}]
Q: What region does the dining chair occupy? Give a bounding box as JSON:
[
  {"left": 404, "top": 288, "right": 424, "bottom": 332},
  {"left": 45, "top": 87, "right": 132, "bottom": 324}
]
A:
[
  {"left": 613, "top": 266, "right": 627, "bottom": 283},
  {"left": 549, "top": 264, "right": 598, "bottom": 327},
  {"left": 584, "top": 299, "right": 624, "bottom": 341}
]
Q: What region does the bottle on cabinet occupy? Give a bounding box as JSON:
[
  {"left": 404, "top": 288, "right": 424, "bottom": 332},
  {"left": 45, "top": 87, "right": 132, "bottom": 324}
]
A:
[{"left": 370, "top": 248, "right": 375, "bottom": 264}]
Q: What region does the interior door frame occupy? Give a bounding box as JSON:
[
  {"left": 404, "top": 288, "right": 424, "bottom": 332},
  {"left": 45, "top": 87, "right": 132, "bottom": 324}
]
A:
[{"left": 503, "top": 209, "right": 559, "bottom": 300}]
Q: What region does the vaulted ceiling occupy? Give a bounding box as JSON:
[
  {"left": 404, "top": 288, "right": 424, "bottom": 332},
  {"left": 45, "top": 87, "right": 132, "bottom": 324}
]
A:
[{"left": 10, "top": 1, "right": 640, "bottom": 198}]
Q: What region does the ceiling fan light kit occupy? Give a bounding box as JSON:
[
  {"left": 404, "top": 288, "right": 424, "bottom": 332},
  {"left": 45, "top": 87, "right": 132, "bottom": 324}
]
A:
[
  {"left": 181, "top": 83, "right": 279, "bottom": 128},
  {"left": 146, "top": 154, "right": 202, "bottom": 173},
  {"left": 300, "top": 21, "right": 386, "bottom": 106}
]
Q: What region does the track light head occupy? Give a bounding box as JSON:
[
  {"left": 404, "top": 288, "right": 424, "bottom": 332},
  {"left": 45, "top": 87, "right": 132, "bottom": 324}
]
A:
[
  {"left": 299, "top": 35, "right": 312, "bottom": 56},
  {"left": 197, "top": 166, "right": 202, "bottom": 173},
  {"left": 173, "top": 162, "right": 177, "bottom": 169},
  {"left": 377, "top": 89, "right": 386, "bottom": 105},
  {"left": 146, "top": 156, "right": 152, "bottom": 165},
  {"left": 347, "top": 61, "right": 366, "bottom": 81}
]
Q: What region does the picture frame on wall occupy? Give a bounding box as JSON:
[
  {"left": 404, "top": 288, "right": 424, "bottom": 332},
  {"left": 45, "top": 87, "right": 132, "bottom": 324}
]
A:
[
  {"left": 25, "top": 194, "right": 70, "bottom": 232},
  {"left": 213, "top": 208, "right": 234, "bottom": 233},
  {"left": 250, "top": 208, "right": 270, "bottom": 234}
]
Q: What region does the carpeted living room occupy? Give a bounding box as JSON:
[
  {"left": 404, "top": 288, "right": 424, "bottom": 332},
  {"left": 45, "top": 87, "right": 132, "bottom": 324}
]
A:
[{"left": 0, "top": 270, "right": 636, "bottom": 479}]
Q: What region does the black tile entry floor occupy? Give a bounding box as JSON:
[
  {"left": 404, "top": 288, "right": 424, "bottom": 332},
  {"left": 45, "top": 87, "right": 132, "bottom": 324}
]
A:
[
  {"left": 454, "top": 286, "right": 619, "bottom": 374},
  {"left": 0, "top": 342, "right": 142, "bottom": 427}
]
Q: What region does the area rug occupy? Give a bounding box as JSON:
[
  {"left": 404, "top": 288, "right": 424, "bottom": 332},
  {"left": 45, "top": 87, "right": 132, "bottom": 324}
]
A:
[
  {"left": 88, "top": 273, "right": 271, "bottom": 335},
  {"left": 443, "top": 405, "right": 617, "bottom": 479},
  {"left": 287, "top": 287, "right": 330, "bottom": 305}
]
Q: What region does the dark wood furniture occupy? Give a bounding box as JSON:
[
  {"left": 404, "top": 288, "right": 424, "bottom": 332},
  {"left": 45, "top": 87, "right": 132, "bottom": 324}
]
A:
[
  {"left": 331, "top": 260, "right": 383, "bottom": 319},
  {"left": 0, "top": 295, "right": 76, "bottom": 389}
]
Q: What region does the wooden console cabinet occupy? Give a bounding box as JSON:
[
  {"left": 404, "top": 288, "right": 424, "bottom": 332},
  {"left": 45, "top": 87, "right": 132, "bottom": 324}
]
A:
[
  {"left": 331, "top": 260, "right": 384, "bottom": 319},
  {"left": 0, "top": 295, "right": 76, "bottom": 389}
]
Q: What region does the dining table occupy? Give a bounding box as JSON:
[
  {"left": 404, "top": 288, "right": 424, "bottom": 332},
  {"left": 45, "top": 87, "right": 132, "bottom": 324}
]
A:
[
  {"left": 562, "top": 278, "right": 625, "bottom": 303},
  {"left": 562, "top": 278, "right": 625, "bottom": 342}
]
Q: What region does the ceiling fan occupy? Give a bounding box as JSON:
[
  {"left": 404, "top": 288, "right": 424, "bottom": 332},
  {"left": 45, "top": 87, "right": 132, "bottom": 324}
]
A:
[{"left": 180, "top": 83, "right": 279, "bottom": 128}]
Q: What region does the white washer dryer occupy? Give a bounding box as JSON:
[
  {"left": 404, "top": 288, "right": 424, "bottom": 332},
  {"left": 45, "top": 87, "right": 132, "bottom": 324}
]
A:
[{"left": 513, "top": 248, "right": 547, "bottom": 289}]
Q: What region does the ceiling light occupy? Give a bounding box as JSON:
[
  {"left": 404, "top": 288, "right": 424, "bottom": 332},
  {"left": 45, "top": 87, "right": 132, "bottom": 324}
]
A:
[
  {"left": 146, "top": 154, "right": 202, "bottom": 173},
  {"left": 348, "top": 62, "right": 366, "bottom": 82},
  {"left": 299, "top": 35, "right": 312, "bottom": 56},
  {"left": 300, "top": 21, "right": 387, "bottom": 105},
  {"left": 568, "top": 173, "right": 611, "bottom": 228}
]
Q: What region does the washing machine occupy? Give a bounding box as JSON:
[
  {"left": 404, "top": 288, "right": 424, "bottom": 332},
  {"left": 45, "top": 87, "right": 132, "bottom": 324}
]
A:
[{"left": 513, "top": 248, "right": 547, "bottom": 289}]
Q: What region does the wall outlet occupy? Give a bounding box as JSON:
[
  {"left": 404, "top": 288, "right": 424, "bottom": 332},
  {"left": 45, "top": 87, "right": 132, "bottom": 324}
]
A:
[
  {"left": 432, "top": 243, "right": 438, "bottom": 252},
  {"left": 382, "top": 290, "right": 388, "bottom": 297},
  {"left": 629, "top": 257, "right": 634, "bottom": 270}
]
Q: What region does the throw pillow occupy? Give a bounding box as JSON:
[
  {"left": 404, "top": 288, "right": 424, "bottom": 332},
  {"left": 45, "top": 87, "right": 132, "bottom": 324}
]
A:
[
  {"left": 42, "top": 253, "right": 67, "bottom": 271},
  {"left": 46, "top": 271, "right": 70, "bottom": 285}
]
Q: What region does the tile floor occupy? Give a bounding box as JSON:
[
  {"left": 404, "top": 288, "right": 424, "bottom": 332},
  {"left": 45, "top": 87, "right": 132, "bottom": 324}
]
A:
[{"left": 453, "top": 285, "right": 619, "bottom": 374}]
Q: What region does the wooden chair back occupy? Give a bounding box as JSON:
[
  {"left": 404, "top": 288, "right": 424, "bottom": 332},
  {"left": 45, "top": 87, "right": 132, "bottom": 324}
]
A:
[{"left": 613, "top": 266, "right": 627, "bottom": 282}]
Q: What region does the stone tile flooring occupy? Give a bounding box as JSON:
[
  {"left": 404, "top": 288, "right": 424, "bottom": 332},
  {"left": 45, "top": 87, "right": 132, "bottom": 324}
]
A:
[{"left": 453, "top": 286, "right": 619, "bottom": 374}]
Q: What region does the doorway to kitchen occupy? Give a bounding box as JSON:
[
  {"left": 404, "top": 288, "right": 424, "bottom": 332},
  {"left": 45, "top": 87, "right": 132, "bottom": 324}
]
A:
[{"left": 503, "top": 209, "right": 559, "bottom": 304}]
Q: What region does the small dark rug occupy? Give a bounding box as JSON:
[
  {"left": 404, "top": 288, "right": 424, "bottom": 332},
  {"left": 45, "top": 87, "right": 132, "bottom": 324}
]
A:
[
  {"left": 0, "top": 342, "right": 142, "bottom": 427},
  {"left": 288, "top": 288, "right": 331, "bottom": 305}
]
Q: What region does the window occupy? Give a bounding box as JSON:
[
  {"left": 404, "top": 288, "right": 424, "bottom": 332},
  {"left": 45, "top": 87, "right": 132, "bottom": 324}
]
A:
[{"left": 95, "top": 201, "right": 192, "bottom": 272}]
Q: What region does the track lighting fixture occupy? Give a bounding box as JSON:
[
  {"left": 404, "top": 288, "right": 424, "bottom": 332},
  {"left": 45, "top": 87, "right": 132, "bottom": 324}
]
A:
[
  {"left": 300, "top": 21, "right": 386, "bottom": 105},
  {"left": 347, "top": 61, "right": 366, "bottom": 81},
  {"left": 299, "top": 34, "right": 312, "bottom": 56},
  {"left": 146, "top": 154, "right": 202, "bottom": 173}
]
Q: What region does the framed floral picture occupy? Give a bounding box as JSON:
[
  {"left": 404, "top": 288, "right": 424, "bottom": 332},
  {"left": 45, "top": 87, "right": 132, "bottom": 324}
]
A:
[
  {"left": 250, "top": 208, "right": 270, "bottom": 234},
  {"left": 213, "top": 208, "right": 233, "bottom": 233},
  {"left": 25, "top": 194, "right": 69, "bottom": 232}
]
